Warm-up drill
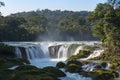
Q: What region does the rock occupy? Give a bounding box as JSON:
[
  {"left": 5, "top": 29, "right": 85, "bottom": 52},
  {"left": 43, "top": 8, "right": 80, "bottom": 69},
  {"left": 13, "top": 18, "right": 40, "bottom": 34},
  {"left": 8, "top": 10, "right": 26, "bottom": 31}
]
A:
[
  {"left": 80, "top": 69, "right": 119, "bottom": 80},
  {"left": 66, "top": 60, "right": 83, "bottom": 66},
  {"left": 94, "top": 64, "right": 102, "bottom": 69},
  {"left": 0, "top": 58, "right": 29, "bottom": 69},
  {"left": 66, "top": 60, "right": 83, "bottom": 73},
  {"left": 43, "top": 66, "right": 66, "bottom": 77},
  {"left": 15, "top": 65, "right": 38, "bottom": 71},
  {"left": 12, "top": 72, "right": 59, "bottom": 80},
  {"left": 93, "top": 69, "right": 118, "bottom": 80},
  {"left": 0, "top": 69, "right": 15, "bottom": 80},
  {"left": 49, "top": 45, "right": 62, "bottom": 58},
  {"left": 100, "top": 62, "right": 107, "bottom": 68},
  {"left": 66, "top": 63, "right": 82, "bottom": 73},
  {"left": 19, "top": 47, "right": 27, "bottom": 59},
  {"left": 56, "top": 61, "right": 66, "bottom": 68},
  {"left": 109, "top": 62, "right": 120, "bottom": 71},
  {"left": 67, "top": 50, "right": 91, "bottom": 61}
]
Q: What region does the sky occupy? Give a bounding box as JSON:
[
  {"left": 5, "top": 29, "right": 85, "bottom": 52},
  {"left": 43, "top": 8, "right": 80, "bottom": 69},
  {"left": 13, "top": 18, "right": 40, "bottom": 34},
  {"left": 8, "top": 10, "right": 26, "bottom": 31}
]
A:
[{"left": 0, "top": 0, "right": 106, "bottom": 16}]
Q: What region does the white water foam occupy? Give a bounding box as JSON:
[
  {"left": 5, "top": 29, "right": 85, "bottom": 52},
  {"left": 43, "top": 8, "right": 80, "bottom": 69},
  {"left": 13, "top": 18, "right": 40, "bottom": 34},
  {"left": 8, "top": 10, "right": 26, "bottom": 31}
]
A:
[
  {"left": 74, "top": 46, "right": 83, "bottom": 55},
  {"left": 15, "top": 47, "right": 22, "bottom": 58},
  {"left": 82, "top": 63, "right": 97, "bottom": 71},
  {"left": 57, "top": 45, "right": 70, "bottom": 59},
  {"left": 80, "top": 49, "right": 104, "bottom": 60},
  {"left": 60, "top": 69, "right": 92, "bottom": 80}
]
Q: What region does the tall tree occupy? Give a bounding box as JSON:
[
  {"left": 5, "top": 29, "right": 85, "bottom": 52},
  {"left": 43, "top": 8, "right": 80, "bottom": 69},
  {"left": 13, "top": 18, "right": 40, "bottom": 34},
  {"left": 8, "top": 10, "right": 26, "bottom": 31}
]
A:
[{"left": 88, "top": 3, "right": 120, "bottom": 53}]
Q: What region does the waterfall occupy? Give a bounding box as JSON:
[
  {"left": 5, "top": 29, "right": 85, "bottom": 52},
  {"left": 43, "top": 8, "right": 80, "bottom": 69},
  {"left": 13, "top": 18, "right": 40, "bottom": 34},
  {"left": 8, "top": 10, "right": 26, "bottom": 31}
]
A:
[
  {"left": 24, "top": 46, "right": 49, "bottom": 60},
  {"left": 25, "top": 48, "right": 31, "bottom": 59},
  {"left": 4, "top": 42, "right": 112, "bottom": 80},
  {"left": 9, "top": 42, "right": 104, "bottom": 60},
  {"left": 4, "top": 42, "right": 102, "bottom": 61},
  {"left": 74, "top": 46, "right": 83, "bottom": 55},
  {"left": 60, "top": 69, "right": 92, "bottom": 80},
  {"left": 57, "top": 45, "right": 70, "bottom": 59},
  {"left": 80, "top": 49, "right": 104, "bottom": 60},
  {"left": 15, "top": 47, "right": 22, "bottom": 58},
  {"left": 40, "top": 42, "right": 50, "bottom": 58}
]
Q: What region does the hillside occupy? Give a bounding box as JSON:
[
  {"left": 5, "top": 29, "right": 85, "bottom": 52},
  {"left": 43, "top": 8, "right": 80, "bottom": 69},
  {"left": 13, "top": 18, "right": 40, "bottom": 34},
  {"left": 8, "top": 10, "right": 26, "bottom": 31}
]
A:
[{"left": 0, "top": 9, "right": 98, "bottom": 41}]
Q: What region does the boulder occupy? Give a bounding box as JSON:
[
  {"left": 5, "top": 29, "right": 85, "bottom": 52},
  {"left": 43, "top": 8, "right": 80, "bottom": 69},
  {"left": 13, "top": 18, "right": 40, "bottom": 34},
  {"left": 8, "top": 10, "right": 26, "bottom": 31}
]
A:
[
  {"left": 43, "top": 66, "right": 66, "bottom": 77},
  {"left": 56, "top": 61, "right": 66, "bottom": 68}
]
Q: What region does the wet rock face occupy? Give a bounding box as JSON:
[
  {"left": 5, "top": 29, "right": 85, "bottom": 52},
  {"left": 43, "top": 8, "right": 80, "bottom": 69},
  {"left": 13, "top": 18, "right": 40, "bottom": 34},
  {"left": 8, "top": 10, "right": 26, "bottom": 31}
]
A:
[
  {"left": 67, "top": 44, "right": 81, "bottom": 56},
  {"left": 19, "top": 47, "right": 27, "bottom": 59},
  {"left": 48, "top": 45, "right": 62, "bottom": 58},
  {"left": 66, "top": 60, "right": 83, "bottom": 73},
  {"left": 94, "top": 64, "right": 102, "bottom": 69},
  {"left": 100, "top": 62, "right": 108, "bottom": 68},
  {"left": 56, "top": 61, "right": 66, "bottom": 68}
]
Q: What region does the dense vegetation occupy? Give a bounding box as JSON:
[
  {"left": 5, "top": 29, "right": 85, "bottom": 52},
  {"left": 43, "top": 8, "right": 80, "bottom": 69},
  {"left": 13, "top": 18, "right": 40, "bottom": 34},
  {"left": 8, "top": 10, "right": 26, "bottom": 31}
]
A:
[
  {"left": 0, "top": 9, "right": 98, "bottom": 41},
  {"left": 88, "top": 0, "right": 120, "bottom": 55}
]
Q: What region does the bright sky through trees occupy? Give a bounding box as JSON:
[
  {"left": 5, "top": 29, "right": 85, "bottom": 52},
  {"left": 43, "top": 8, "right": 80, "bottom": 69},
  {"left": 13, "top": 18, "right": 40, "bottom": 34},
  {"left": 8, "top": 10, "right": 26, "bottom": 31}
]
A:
[{"left": 0, "top": 0, "right": 106, "bottom": 16}]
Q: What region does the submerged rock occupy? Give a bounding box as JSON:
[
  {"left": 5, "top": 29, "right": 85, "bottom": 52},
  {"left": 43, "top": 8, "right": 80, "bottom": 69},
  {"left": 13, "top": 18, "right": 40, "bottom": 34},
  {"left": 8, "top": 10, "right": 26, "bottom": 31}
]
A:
[
  {"left": 15, "top": 65, "right": 38, "bottom": 71},
  {"left": 66, "top": 60, "right": 83, "bottom": 73},
  {"left": 0, "top": 58, "right": 30, "bottom": 69},
  {"left": 100, "top": 62, "right": 108, "bottom": 68},
  {"left": 66, "top": 63, "right": 83, "bottom": 73},
  {"left": 80, "top": 69, "right": 119, "bottom": 80},
  {"left": 56, "top": 61, "right": 66, "bottom": 68},
  {"left": 43, "top": 66, "right": 66, "bottom": 77}
]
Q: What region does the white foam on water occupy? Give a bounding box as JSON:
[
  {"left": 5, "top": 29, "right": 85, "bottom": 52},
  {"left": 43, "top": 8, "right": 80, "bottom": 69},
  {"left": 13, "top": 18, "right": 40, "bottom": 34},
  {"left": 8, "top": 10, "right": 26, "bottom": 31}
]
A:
[
  {"left": 8, "top": 65, "right": 19, "bottom": 70},
  {"left": 74, "top": 46, "right": 83, "bottom": 55},
  {"left": 15, "top": 47, "right": 22, "bottom": 58},
  {"left": 80, "top": 49, "right": 104, "bottom": 60},
  {"left": 60, "top": 69, "right": 92, "bottom": 80},
  {"left": 57, "top": 45, "right": 70, "bottom": 59}
]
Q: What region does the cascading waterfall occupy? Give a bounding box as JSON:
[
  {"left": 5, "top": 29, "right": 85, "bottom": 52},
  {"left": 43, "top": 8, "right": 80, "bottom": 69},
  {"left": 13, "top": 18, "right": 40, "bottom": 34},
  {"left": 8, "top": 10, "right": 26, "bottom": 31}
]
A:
[
  {"left": 80, "top": 49, "right": 104, "bottom": 60},
  {"left": 20, "top": 45, "right": 49, "bottom": 60},
  {"left": 4, "top": 42, "right": 106, "bottom": 80},
  {"left": 74, "top": 46, "right": 83, "bottom": 55},
  {"left": 57, "top": 45, "right": 70, "bottom": 59},
  {"left": 15, "top": 47, "right": 22, "bottom": 58},
  {"left": 39, "top": 42, "right": 50, "bottom": 58},
  {"left": 4, "top": 41, "right": 103, "bottom": 61}
]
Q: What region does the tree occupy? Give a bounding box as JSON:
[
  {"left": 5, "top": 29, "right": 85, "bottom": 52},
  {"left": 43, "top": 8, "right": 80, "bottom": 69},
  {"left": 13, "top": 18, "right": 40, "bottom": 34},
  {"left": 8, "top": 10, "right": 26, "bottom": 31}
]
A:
[
  {"left": 0, "top": 16, "right": 29, "bottom": 41},
  {"left": 58, "top": 13, "right": 89, "bottom": 32},
  {"left": 108, "top": 0, "right": 120, "bottom": 8},
  {"left": 0, "top": 1, "right": 4, "bottom": 16},
  {"left": 0, "top": 1, "right": 4, "bottom": 7},
  {"left": 88, "top": 3, "right": 120, "bottom": 53}
]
